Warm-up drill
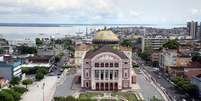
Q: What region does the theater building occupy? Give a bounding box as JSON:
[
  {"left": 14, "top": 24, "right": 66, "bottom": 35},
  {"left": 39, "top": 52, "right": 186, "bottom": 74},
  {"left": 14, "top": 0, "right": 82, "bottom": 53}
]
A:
[{"left": 81, "top": 30, "right": 136, "bottom": 91}]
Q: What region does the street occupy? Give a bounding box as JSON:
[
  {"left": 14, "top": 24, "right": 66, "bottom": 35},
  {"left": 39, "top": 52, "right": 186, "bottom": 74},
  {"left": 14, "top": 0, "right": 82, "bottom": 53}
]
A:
[{"left": 133, "top": 53, "right": 191, "bottom": 101}]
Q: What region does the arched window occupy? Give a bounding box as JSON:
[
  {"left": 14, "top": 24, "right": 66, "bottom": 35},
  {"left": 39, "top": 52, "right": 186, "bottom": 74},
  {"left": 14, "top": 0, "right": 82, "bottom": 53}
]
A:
[
  {"left": 95, "top": 63, "right": 99, "bottom": 67},
  {"left": 101, "top": 63, "right": 104, "bottom": 67},
  {"left": 115, "top": 63, "right": 119, "bottom": 67},
  {"left": 105, "top": 63, "right": 109, "bottom": 67},
  {"left": 110, "top": 63, "right": 113, "bottom": 67}
]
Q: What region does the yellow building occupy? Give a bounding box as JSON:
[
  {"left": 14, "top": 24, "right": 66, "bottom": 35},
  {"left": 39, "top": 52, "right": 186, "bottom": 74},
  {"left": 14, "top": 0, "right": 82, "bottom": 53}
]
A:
[{"left": 74, "top": 44, "right": 91, "bottom": 66}]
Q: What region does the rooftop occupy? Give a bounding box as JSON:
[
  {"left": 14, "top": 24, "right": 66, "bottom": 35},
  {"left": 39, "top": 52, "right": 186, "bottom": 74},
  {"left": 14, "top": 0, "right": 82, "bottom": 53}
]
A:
[
  {"left": 93, "top": 30, "right": 119, "bottom": 41},
  {"left": 84, "top": 46, "right": 128, "bottom": 59}
]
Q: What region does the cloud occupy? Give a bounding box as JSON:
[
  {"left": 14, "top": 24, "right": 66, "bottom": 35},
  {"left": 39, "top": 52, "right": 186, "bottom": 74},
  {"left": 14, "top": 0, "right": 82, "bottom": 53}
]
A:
[
  {"left": 0, "top": 0, "right": 201, "bottom": 24},
  {"left": 191, "top": 8, "right": 200, "bottom": 15}
]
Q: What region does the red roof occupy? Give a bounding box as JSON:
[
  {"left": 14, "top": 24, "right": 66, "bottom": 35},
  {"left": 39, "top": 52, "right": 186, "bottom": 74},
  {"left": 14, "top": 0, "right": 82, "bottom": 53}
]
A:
[{"left": 184, "top": 70, "right": 201, "bottom": 80}]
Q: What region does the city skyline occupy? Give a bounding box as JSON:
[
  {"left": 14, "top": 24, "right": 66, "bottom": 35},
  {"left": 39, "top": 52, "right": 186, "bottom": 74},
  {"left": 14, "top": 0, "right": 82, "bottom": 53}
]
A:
[{"left": 0, "top": 0, "right": 201, "bottom": 25}]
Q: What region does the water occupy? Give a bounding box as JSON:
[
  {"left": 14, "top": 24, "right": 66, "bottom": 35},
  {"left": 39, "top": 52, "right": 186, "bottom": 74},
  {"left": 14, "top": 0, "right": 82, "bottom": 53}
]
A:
[
  {"left": 0, "top": 26, "right": 102, "bottom": 41},
  {"left": 0, "top": 24, "right": 186, "bottom": 41}
]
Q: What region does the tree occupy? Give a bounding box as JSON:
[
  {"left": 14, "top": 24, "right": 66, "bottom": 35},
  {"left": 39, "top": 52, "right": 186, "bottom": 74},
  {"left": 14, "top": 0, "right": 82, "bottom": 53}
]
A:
[
  {"left": 0, "top": 91, "right": 14, "bottom": 101},
  {"left": 0, "top": 48, "right": 4, "bottom": 54},
  {"left": 17, "top": 45, "right": 37, "bottom": 54},
  {"left": 11, "top": 87, "right": 28, "bottom": 94},
  {"left": 21, "top": 67, "right": 30, "bottom": 74},
  {"left": 121, "top": 39, "right": 133, "bottom": 47},
  {"left": 37, "top": 68, "right": 48, "bottom": 75},
  {"left": 35, "top": 72, "right": 44, "bottom": 81},
  {"left": 1, "top": 89, "right": 21, "bottom": 101},
  {"left": 35, "top": 38, "right": 43, "bottom": 46},
  {"left": 191, "top": 52, "right": 201, "bottom": 63},
  {"left": 173, "top": 77, "right": 199, "bottom": 98},
  {"left": 22, "top": 79, "right": 33, "bottom": 88},
  {"left": 10, "top": 77, "right": 21, "bottom": 86},
  {"left": 162, "top": 39, "right": 179, "bottom": 49}
]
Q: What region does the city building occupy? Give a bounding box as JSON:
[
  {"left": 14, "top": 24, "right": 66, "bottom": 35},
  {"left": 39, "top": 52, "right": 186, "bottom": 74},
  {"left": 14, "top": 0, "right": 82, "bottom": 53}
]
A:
[
  {"left": 191, "top": 74, "right": 201, "bottom": 97},
  {"left": 159, "top": 49, "right": 177, "bottom": 72},
  {"left": 142, "top": 35, "right": 169, "bottom": 52},
  {"left": 74, "top": 44, "right": 90, "bottom": 66},
  {"left": 187, "top": 21, "right": 198, "bottom": 40},
  {"left": 0, "top": 59, "right": 24, "bottom": 81},
  {"left": 142, "top": 35, "right": 193, "bottom": 52},
  {"left": 151, "top": 52, "right": 160, "bottom": 63},
  {"left": 0, "top": 76, "right": 8, "bottom": 88},
  {"left": 81, "top": 30, "right": 137, "bottom": 91}
]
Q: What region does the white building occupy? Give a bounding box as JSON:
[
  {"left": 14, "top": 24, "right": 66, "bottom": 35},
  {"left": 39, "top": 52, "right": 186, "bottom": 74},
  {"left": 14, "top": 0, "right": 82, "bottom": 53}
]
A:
[
  {"left": 159, "top": 49, "right": 177, "bottom": 70},
  {"left": 142, "top": 35, "right": 169, "bottom": 52}
]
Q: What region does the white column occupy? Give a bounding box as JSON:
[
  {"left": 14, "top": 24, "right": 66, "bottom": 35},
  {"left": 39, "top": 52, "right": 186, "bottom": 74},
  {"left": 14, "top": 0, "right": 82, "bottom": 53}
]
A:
[{"left": 99, "top": 70, "right": 101, "bottom": 80}]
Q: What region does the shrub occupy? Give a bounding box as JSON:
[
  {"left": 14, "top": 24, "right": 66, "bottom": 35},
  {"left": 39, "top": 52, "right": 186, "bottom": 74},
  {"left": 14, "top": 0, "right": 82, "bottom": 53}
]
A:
[
  {"left": 35, "top": 72, "right": 44, "bottom": 81},
  {"left": 0, "top": 90, "right": 14, "bottom": 101},
  {"left": 22, "top": 79, "right": 33, "bottom": 88},
  {"left": 11, "top": 87, "right": 28, "bottom": 94},
  {"left": 37, "top": 68, "right": 48, "bottom": 75},
  {"left": 10, "top": 77, "right": 21, "bottom": 86},
  {"left": 21, "top": 67, "right": 30, "bottom": 74}
]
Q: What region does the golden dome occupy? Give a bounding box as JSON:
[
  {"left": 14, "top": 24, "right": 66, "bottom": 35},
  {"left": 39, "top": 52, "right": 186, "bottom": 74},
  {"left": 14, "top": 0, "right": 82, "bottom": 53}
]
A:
[{"left": 94, "top": 30, "right": 119, "bottom": 41}]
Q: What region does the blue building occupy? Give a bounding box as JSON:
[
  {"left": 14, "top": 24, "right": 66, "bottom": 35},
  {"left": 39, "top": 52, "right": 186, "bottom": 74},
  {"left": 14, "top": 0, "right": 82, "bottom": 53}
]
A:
[
  {"left": 191, "top": 75, "right": 201, "bottom": 98},
  {"left": 0, "top": 60, "right": 23, "bottom": 81}
]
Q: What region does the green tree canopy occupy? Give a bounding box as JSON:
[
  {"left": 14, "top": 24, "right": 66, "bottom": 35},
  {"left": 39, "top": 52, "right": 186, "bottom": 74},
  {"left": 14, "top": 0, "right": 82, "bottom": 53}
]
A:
[
  {"left": 35, "top": 38, "right": 43, "bottom": 46},
  {"left": 22, "top": 79, "right": 33, "bottom": 88},
  {"left": 35, "top": 72, "right": 44, "bottom": 81},
  {"left": 162, "top": 39, "right": 179, "bottom": 49},
  {"left": 10, "top": 77, "right": 21, "bottom": 86},
  {"left": 16, "top": 45, "right": 37, "bottom": 54},
  {"left": 0, "top": 48, "right": 4, "bottom": 54},
  {"left": 120, "top": 39, "right": 133, "bottom": 47}
]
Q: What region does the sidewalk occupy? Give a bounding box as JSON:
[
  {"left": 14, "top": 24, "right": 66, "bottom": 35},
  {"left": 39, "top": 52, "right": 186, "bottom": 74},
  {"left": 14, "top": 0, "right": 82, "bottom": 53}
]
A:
[{"left": 21, "top": 76, "right": 57, "bottom": 101}]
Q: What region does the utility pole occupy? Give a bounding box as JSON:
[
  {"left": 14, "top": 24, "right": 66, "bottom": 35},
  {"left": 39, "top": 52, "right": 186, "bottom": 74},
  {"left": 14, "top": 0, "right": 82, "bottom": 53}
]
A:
[{"left": 42, "top": 83, "right": 45, "bottom": 101}]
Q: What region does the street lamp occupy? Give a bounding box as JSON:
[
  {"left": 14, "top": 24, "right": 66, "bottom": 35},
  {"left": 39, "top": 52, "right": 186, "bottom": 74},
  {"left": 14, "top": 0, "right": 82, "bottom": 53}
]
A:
[{"left": 42, "top": 83, "right": 45, "bottom": 101}]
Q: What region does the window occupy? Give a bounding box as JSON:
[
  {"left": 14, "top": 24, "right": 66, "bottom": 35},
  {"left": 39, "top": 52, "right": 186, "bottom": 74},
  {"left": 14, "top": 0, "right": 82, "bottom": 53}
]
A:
[
  {"left": 110, "top": 63, "right": 113, "bottom": 67},
  {"left": 124, "top": 62, "right": 128, "bottom": 64},
  {"left": 95, "top": 63, "right": 99, "bottom": 67},
  {"left": 101, "top": 70, "right": 104, "bottom": 80},
  {"left": 115, "top": 63, "right": 119, "bottom": 67},
  {"left": 114, "top": 70, "right": 118, "bottom": 79},
  {"left": 105, "top": 63, "right": 109, "bottom": 67},
  {"left": 110, "top": 70, "right": 113, "bottom": 80},
  {"left": 95, "top": 70, "right": 99, "bottom": 79},
  {"left": 86, "top": 82, "right": 89, "bottom": 87},
  {"left": 105, "top": 70, "right": 109, "bottom": 79},
  {"left": 86, "top": 62, "right": 89, "bottom": 64},
  {"left": 86, "top": 72, "right": 89, "bottom": 77},
  {"left": 124, "top": 72, "right": 127, "bottom": 78},
  {"left": 101, "top": 63, "right": 104, "bottom": 67}
]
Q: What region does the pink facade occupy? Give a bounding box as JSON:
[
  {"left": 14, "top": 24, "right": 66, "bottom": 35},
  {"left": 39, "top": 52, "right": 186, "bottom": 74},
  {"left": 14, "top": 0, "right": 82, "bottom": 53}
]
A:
[{"left": 81, "top": 46, "right": 136, "bottom": 91}]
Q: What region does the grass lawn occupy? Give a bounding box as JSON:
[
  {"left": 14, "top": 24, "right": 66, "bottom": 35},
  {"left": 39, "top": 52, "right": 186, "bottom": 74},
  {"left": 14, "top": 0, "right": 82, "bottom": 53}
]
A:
[
  {"left": 79, "top": 92, "right": 103, "bottom": 100},
  {"left": 79, "top": 92, "right": 142, "bottom": 101},
  {"left": 111, "top": 92, "right": 142, "bottom": 101}
]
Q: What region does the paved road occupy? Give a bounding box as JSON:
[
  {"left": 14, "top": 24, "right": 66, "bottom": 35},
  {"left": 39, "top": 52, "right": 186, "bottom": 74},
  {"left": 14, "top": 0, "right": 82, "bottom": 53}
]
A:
[
  {"left": 133, "top": 53, "right": 191, "bottom": 101},
  {"left": 54, "top": 69, "right": 78, "bottom": 97},
  {"left": 22, "top": 76, "right": 58, "bottom": 101},
  {"left": 137, "top": 71, "right": 163, "bottom": 100}
]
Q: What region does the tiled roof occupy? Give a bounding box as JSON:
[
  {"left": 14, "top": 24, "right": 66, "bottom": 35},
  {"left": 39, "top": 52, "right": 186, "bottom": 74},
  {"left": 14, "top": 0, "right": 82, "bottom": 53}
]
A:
[
  {"left": 84, "top": 46, "right": 128, "bottom": 59},
  {"left": 184, "top": 70, "right": 201, "bottom": 80}
]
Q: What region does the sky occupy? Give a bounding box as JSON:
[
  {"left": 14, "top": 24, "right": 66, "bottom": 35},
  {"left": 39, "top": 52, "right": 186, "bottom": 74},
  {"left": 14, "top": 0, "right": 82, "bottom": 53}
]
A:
[{"left": 0, "top": 0, "right": 201, "bottom": 25}]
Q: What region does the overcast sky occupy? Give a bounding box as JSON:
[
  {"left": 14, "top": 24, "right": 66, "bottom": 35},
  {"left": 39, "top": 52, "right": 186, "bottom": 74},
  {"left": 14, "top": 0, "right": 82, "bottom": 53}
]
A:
[{"left": 0, "top": 0, "right": 201, "bottom": 24}]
